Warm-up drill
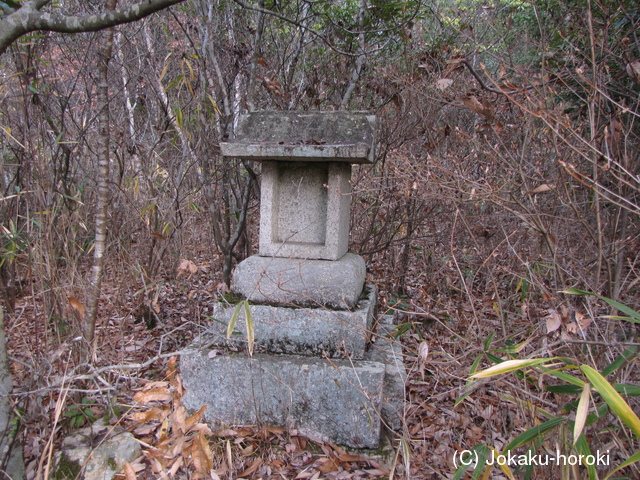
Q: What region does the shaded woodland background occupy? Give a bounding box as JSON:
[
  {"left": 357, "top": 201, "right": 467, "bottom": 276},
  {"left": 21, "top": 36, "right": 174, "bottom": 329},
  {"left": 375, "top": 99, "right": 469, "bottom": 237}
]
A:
[{"left": 0, "top": 0, "right": 639, "bottom": 479}]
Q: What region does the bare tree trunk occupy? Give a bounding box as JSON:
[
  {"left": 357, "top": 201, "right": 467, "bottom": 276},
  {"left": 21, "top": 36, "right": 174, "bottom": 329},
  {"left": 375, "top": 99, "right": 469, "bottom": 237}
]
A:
[
  {"left": 115, "top": 32, "right": 141, "bottom": 173},
  {"left": 586, "top": 0, "right": 607, "bottom": 295},
  {"left": 195, "top": 0, "right": 256, "bottom": 285},
  {"left": 340, "top": 0, "right": 366, "bottom": 109},
  {"left": 246, "top": 0, "right": 265, "bottom": 112},
  {"left": 0, "top": 307, "right": 24, "bottom": 480},
  {"left": 84, "top": 0, "right": 117, "bottom": 357},
  {"left": 286, "top": 1, "right": 309, "bottom": 109}
]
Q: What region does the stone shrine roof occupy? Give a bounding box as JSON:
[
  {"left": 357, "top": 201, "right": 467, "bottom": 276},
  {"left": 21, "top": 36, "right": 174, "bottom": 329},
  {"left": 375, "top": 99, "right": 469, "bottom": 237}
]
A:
[{"left": 220, "top": 111, "right": 376, "bottom": 164}]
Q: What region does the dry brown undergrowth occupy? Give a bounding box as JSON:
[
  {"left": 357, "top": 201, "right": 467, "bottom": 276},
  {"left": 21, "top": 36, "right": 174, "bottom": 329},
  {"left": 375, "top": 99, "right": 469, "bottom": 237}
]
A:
[{"left": 4, "top": 205, "right": 639, "bottom": 480}]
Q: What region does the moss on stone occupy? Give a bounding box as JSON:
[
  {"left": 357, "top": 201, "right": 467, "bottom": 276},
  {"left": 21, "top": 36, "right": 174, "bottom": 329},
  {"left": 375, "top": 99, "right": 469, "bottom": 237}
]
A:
[
  {"left": 106, "top": 455, "right": 118, "bottom": 471},
  {"left": 54, "top": 452, "right": 82, "bottom": 480},
  {"left": 218, "top": 292, "right": 246, "bottom": 305}
]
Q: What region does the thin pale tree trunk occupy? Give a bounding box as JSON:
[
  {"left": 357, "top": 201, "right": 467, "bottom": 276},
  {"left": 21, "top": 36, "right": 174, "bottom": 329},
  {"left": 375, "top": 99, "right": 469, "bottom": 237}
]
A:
[
  {"left": 0, "top": 306, "right": 24, "bottom": 479},
  {"left": 246, "top": 0, "right": 265, "bottom": 112},
  {"left": 116, "top": 32, "right": 141, "bottom": 173},
  {"left": 340, "top": 0, "right": 366, "bottom": 109},
  {"left": 84, "top": 0, "right": 118, "bottom": 358}
]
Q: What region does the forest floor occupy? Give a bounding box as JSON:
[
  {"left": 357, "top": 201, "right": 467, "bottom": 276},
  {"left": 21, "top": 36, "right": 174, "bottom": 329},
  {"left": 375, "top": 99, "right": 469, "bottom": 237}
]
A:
[{"left": 5, "top": 238, "right": 639, "bottom": 480}]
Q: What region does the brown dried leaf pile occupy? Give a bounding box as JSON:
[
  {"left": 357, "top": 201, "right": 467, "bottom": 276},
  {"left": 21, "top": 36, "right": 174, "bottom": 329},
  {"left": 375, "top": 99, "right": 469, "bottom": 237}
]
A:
[{"left": 121, "top": 357, "right": 390, "bottom": 480}]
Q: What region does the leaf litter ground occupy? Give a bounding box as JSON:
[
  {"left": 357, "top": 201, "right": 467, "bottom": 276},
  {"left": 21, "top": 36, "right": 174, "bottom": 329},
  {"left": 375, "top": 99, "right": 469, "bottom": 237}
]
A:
[{"left": 5, "top": 241, "right": 639, "bottom": 479}]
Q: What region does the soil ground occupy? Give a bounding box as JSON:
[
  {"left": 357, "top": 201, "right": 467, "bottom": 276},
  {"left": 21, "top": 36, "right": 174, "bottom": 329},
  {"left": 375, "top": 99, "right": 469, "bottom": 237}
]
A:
[{"left": 5, "top": 224, "right": 639, "bottom": 480}]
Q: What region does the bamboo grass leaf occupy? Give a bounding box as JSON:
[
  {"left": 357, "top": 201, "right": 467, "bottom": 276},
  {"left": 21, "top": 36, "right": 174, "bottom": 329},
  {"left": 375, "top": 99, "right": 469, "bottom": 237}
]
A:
[
  {"left": 573, "top": 383, "right": 590, "bottom": 443},
  {"left": 581, "top": 365, "right": 640, "bottom": 438},
  {"left": 244, "top": 300, "right": 254, "bottom": 356},
  {"left": 604, "top": 450, "right": 640, "bottom": 480},
  {"left": 602, "top": 346, "right": 638, "bottom": 377},
  {"left": 226, "top": 302, "right": 243, "bottom": 339},
  {"left": 471, "top": 358, "right": 554, "bottom": 379},
  {"left": 563, "top": 289, "right": 640, "bottom": 323},
  {"left": 503, "top": 417, "right": 567, "bottom": 451},
  {"left": 574, "top": 435, "right": 598, "bottom": 480}
]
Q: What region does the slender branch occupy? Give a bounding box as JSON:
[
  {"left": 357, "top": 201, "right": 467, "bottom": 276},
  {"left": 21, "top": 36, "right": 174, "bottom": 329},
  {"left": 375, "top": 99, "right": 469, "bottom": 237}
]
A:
[
  {"left": 231, "top": 0, "right": 385, "bottom": 58},
  {"left": 228, "top": 174, "right": 253, "bottom": 250},
  {"left": 459, "top": 60, "right": 569, "bottom": 95},
  {"left": 0, "top": 0, "right": 186, "bottom": 56},
  {"left": 562, "top": 339, "right": 640, "bottom": 347},
  {"left": 14, "top": 348, "right": 201, "bottom": 396}
]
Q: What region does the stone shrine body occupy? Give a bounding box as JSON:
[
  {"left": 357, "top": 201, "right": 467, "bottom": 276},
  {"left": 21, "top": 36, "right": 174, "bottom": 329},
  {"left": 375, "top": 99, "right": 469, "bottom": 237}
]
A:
[{"left": 181, "top": 111, "right": 406, "bottom": 448}]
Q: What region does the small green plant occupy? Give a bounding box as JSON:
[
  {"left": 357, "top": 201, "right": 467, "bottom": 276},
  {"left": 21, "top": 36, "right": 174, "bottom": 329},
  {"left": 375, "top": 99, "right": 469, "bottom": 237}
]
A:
[
  {"left": 385, "top": 293, "right": 426, "bottom": 339},
  {"left": 226, "top": 299, "right": 255, "bottom": 356},
  {"left": 454, "top": 292, "right": 640, "bottom": 480},
  {"left": 0, "top": 218, "right": 28, "bottom": 268},
  {"left": 103, "top": 396, "right": 123, "bottom": 423},
  {"left": 64, "top": 397, "right": 97, "bottom": 429}
]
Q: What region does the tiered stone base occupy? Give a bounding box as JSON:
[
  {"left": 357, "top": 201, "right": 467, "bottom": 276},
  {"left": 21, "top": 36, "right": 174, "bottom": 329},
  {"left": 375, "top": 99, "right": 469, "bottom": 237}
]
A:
[
  {"left": 208, "top": 285, "right": 375, "bottom": 359},
  {"left": 181, "top": 314, "right": 405, "bottom": 449},
  {"left": 232, "top": 253, "right": 366, "bottom": 309}
]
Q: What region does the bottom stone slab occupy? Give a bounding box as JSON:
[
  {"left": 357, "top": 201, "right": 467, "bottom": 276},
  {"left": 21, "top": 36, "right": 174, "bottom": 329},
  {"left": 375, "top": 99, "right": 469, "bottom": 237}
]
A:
[
  {"left": 180, "top": 313, "right": 407, "bottom": 449},
  {"left": 181, "top": 352, "right": 385, "bottom": 448},
  {"left": 364, "top": 315, "right": 407, "bottom": 432}
]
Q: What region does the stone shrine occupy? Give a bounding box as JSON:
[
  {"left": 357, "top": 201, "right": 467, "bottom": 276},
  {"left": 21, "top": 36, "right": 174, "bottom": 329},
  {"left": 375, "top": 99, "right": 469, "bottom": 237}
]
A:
[{"left": 181, "top": 111, "right": 406, "bottom": 448}]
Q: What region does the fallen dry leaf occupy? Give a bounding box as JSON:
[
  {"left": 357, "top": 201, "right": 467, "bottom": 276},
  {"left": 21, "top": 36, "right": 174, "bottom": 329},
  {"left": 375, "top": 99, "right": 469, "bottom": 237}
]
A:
[
  {"left": 316, "top": 457, "right": 339, "bottom": 474},
  {"left": 191, "top": 430, "right": 213, "bottom": 477},
  {"left": 134, "top": 387, "right": 173, "bottom": 404},
  {"left": 626, "top": 61, "right": 640, "bottom": 82},
  {"left": 436, "top": 78, "right": 454, "bottom": 90},
  {"left": 575, "top": 311, "right": 592, "bottom": 330},
  {"left": 129, "top": 406, "right": 170, "bottom": 423},
  {"left": 239, "top": 457, "right": 262, "bottom": 477},
  {"left": 177, "top": 259, "right": 198, "bottom": 278},
  {"left": 528, "top": 183, "right": 553, "bottom": 195},
  {"left": 213, "top": 428, "right": 237, "bottom": 437},
  {"left": 123, "top": 462, "right": 137, "bottom": 480},
  {"left": 418, "top": 341, "right": 429, "bottom": 379},
  {"left": 265, "top": 425, "right": 286, "bottom": 436},
  {"left": 337, "top": 453, "right": 366, "bottom": 463},
  {"left": 566, "top": 311, "right": 592, "bottom": 335},
  {"left": 462, "top": 95, "right": 495, "bottom": 121},
  {"left": 141, "top": 381, "right": 170, "bottom": 390},
  {"left": 168, "top": 456, "right": 183, "bottom": 477},
  {"left": 185, "top": 405, "right": 207, "bottom": 431},
  {"left": 545, "top": 310, "right": 562, "bottom": 334},
  {"left": 171, "top": 405, "right": 187, "bottom": 434},
  {"left": 68, "top": 296, "right": 86, "bottom": 319},
  {"left": 462, "top": 95, "right": 485, "bottom": 115}
]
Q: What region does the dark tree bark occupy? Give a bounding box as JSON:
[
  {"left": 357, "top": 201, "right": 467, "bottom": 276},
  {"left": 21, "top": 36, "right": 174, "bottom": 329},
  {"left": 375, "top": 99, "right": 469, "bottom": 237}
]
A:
[{"left": 0, "top": 0, "right": 186, "bottom": 56}]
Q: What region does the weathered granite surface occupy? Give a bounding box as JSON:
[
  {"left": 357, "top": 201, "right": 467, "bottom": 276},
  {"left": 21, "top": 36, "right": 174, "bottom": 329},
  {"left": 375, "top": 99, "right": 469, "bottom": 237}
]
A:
[
  {"left": 363, "top": 315, "right": 407, "bottom": 432},
  {"left": 220, "top": 111, "right": 376, "bottom": 164},
  {"left": 259, "top": 161, "right": 351, "bottom": 260},
  {"left": 0, "top": 307, "right": 24, "bottom": 480},
  {"left": 54, "top": 421, "right": 141, "bottom": 480},
  {"left": 208, "top": 284, "right": 376, "bottom": 359},
  {"left": 181, "top": 313, "right": 406, "bottom": 449},
  {"left": 232, "top": 253, "right": 366, "bottom": 309},
  {"left": 184, "top": 111, "right": 406, "bottom": 449},
  {"left": 182, "top": 352, "right": 385, "bottom": 448}
]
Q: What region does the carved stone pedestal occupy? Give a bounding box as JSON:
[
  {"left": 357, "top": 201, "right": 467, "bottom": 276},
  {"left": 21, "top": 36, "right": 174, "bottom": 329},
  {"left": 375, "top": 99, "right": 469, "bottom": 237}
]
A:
[{"left": 182, "top": 111, "right": 405, "bottom": 448}]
